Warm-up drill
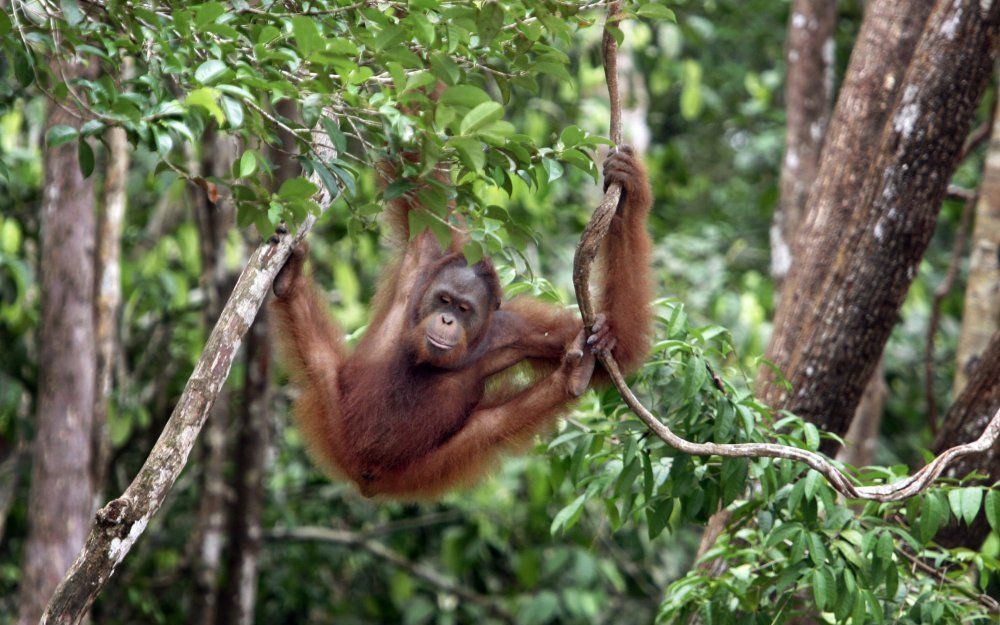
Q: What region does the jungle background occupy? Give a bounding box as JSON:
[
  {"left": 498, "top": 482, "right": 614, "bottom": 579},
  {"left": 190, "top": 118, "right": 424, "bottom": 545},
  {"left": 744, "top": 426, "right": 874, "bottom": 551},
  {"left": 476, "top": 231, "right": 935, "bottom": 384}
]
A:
[{"left": 0, "top": 0, "right": 998, "bottom": 624}]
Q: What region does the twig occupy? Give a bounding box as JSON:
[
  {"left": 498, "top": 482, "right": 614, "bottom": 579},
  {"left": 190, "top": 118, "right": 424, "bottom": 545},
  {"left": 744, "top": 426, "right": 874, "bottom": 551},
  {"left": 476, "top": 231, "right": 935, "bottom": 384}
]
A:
[
  {"left": 266, "top": 526, "right": 515, "bottom": 623},
  {"left": 925, "top": 190, "right": 977, "bottom": 434},
  {"left": 898, "top": 547, "right": 1000, "bottom": 612},
  {"left": 957, "top": 101, "right": 996, "bottom": 162},
  {"left": 572, "top": 1, "right": 1000, "bottom": 504}
]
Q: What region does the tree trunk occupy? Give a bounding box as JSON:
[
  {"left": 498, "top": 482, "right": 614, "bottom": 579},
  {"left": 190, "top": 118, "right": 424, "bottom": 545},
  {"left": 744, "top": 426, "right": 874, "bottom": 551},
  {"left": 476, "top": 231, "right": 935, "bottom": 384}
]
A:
[
  {"left": 771, "top": 0, "right": 837, "bottom": 285},
  {"left": 759, "top": 0, "right": 999, "bottom": 447},
  {"left": 763, "top": 0, "right": 934, "bottom": 408},
  {"left": 837, "top": 360, "right": 886, "bottom": 467},
  {"left": 933, "top": 331, "right": 1000, "bottom": 548},
  {"left": 216, "top": 313, "right": 271, "bottom": 625},
  {"left": 216, "top": 99, "right": 297, "bottom": 625},
  {"left": 190, "top": 131, "right": 237, "bottom": 625},
  {"left": 92, "top": 120, "right": 130, "bottom": 503},
  {"left": 18, "top": 60, "right": 98, "bottom": 625},
  {"left": 698, "top": 0, "right": 915, "bottom": 561},
  {"left": 953, "top": 99, "right": 1000, "bottom": 395}
]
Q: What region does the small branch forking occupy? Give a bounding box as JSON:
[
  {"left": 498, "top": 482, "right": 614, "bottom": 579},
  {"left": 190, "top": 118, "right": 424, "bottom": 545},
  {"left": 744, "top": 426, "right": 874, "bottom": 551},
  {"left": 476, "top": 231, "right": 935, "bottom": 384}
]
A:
[{"left": 575, "top": 2, "right": 1000, "bottom": 503}]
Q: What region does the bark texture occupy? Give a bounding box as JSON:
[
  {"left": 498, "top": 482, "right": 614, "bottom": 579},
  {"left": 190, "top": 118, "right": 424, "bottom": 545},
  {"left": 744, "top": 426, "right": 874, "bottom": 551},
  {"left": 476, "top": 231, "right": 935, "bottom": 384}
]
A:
[
  {"left": 933, "top": 331, "right": 1000, "bottom": 548},
  {"left": 216, "top": 313, "right": 271, "bottom": 625},
  {"left": 40, "top": 238, "right": 297, "bottom": 625},
  {"left": 92, "top": 122, "right": 129, "bottom": 501},
  {"left": 953, "top": 100, "right": 1000, "bottom": 395},
  {"left": 760, "top": 0, "right": 999, "bottom": 445},
  {"left": 41, "top": 122, "right": 334, "bottom": 625},
  {"left": 18, "top": 60, "right": 98, "bottom": 625},
  {"left": 837, "top": 361, "right": 886, "bottom": 467},
  {"left": 216, "top": 101, "right": 295, "bottom": 625},
  {"left": 771, "top": 0, "right": 837, "bottom": 284},
  {"left": 190, "top": 131, "right": 237, "bottom": 625}
]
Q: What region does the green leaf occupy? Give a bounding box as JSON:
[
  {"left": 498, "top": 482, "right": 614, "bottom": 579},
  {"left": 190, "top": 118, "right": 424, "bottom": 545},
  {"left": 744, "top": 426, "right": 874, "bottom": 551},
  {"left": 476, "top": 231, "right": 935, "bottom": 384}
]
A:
[
  {"left": 77, "top": 139, "right": 94, "bottom": 178},
  {"left": 186, "top": 88, "right": 225, "bottom": 124},
  {"left": 646, "top": 498, "right": 672, "bottom": 539},
  {"left": 291, "top": 16, "right": 322, "bottom": 56},
  {"left": 429, "top": 52, "right": 461, "bottom": 85},
  {"left": 195, "top": 60, "right": 228, "bottom": 85},
  {"left": 960, "top": 487, "right": 983, "bottom": 525},
  {"left": 384, "top": 179, "right": 414, "bottom": 201},
  {"left": 875, "top": 531, "right": 893, "bottom": 559},
  {"left": 60, "top": 0, "right": 85, "bottom": 25},
  {"left": 460, "top": 101, "right": 503, "bottom": 135},
  {"left": 321, "top": 117, "right": 347, "bottom": 153},
  {"left": 986, "top": 489, "right": 1000, "bottom": 533},
  {"left": 449, "top": 137, "right": 485, "bottom": 172},
  {"left": 812, "top": 568, "right": 828, "bottom": 611},
  {"left": 802, "top": 422, "right": 820, "bottom": 451},
  {"left": 195, "top": 2, "right": 225, "bottom": 28},
  {"left": 808, "top": 532, "right": 826, "bottom": 566},
  {"left": 257, "top": 25, "right": 281, "bottom": 45},
  {"left": 542, "top": 158, "right": 563, "bottom": 183},
  {"left": 220, "top": 96, "right": 244, "bottom": 128},
  {"left": 765, "top": 522, "right": 799, "bottom": 549},
  {"left": 560, "top": 125, "right": 585, "bottom": 147},
  {"left": 326, "top": 161, "right": 356, "bottom": 196},
  {"left": 440, "top": 85, "right": 491, "bottom": 109},
  {"left": 948, "top": 488, "right": 963, "bottom": 520},
  {"left": 238, "top": 150, "right": 257, "bottom": 178},
  {"left": 462, "top": 241, "right": 483, "bottom": 266},
  {"left": 310, "top": 160, "right": 341, "bottom": 200},
  {"left": 637, "top": 4, "right": 677, "bottom": 21},
  {"left": 46, "top": 124, "right": 78, "bottom": 147},
  {"left": 14, "top": 50, "right": 33, "bottom": 87},
  {"left": 277, "top": 177, "right": 319, "bottom": 201},
  {"left": 375, "top": 25, "right": 408, "bottom": 51},
  {"left": 551, "top": 494, "right": 587, "bottom": 534},
  {"left": 477, "top": 1, "right": 504, "bottom": 43},
  {"left": 0, "top": 10, "right": 11, "bottom": 37}
]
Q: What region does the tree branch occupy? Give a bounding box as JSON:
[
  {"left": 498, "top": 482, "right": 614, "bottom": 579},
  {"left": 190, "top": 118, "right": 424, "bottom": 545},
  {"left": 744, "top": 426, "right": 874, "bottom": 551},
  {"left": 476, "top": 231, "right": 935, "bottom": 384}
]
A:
[
  {"left": 40, "top": 130, "right": 338, "bottom": 624},
  {"left": 574, "top": 2, "right": 1000, "bottom": 504}
]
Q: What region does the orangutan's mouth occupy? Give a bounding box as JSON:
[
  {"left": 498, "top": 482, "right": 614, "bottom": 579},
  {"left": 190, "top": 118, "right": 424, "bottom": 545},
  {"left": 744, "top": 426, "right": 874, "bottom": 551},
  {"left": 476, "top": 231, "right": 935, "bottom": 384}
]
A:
[{"left": 427, "top": 335, "right": 455, "bottom": 350}]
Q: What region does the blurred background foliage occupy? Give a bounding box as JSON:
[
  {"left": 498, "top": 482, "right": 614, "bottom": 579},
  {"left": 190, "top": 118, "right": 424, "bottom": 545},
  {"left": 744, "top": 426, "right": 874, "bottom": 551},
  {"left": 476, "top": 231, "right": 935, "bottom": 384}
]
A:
[{"left": 0, "top": 0, "right": 996, "bottom": 623}]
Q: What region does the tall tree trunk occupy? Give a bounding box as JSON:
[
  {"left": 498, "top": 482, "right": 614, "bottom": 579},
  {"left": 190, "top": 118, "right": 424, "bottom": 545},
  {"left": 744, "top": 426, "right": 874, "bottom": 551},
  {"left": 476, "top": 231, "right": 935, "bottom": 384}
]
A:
[
  {"left": 698, "top": 0, "right": 913, "bottom": 562},
  {"left": 771, "top": 0, "right": 837, "bottom": 285},
  {"left": 759, "top": 0, "right": 999, "bottom": 447},
  {"left": 837, "top": 361, "right": 886, "bottom": 467},
  {"left": 92, "top": 119, "right": 130, "bottom": 503},
  {"left": 190, "top": 131, "right": 237, "bottom": 625},
  {"left": 933, "top": 331, "right": 1000, "bottom": 548},
  {"left": 953, "top": 100, "right": 1000, "bottom": 395},
  {"left": 763, "top": 0, "right": 934, "bottom": 412},
  {"left": 216, "top": 314, "right": 271, "bottom": 625},
  {"left": 217, "top": 101, "right": 297, "bottom": 625},
  {"left": 18, "top": 61, "right": 98, "bottom": 625}
]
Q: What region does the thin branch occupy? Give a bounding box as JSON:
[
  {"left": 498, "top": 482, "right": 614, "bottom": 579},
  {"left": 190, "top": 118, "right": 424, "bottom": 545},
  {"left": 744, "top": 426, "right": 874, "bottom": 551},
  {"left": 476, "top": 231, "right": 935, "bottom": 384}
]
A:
[
  {"left": 957, "top": 93, "right": 997, "bottom": 162},
  {"left": 573, "top": 2, "right": 1000, "bottom": 504},
  {"left": 897, "top": 547, "right": 1000, "bottom": 612},
  {"left": 266, "top": 526, "right": 515, "bottom": 623},
  {"left": 925, "top": 190, "right": 977, "bottom": 434}
]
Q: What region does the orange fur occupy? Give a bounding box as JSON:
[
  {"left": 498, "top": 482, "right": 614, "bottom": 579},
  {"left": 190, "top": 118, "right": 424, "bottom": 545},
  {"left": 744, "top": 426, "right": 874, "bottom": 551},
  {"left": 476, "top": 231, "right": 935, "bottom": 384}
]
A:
[{"left": 271, "top": 149, "right": 654, "bottom": 498}]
